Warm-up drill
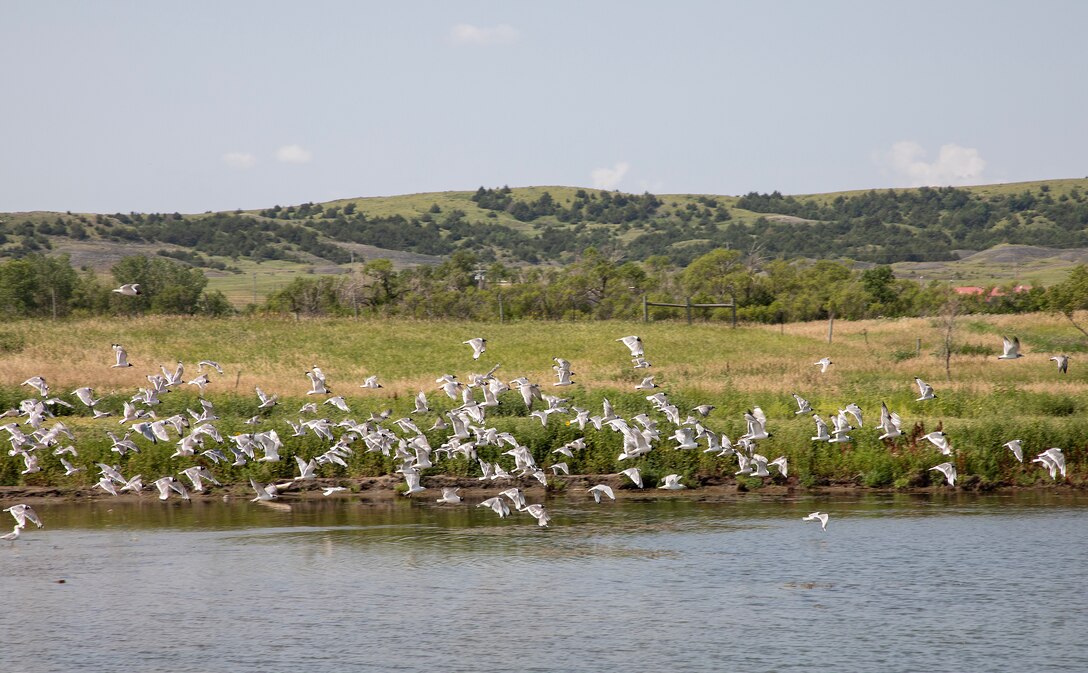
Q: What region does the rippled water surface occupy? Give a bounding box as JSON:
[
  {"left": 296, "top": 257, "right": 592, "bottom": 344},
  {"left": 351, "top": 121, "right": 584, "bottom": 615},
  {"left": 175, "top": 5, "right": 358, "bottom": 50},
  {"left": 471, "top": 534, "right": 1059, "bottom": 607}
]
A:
[{"left": 3, "top": 492, "right": 1086, "bottom": 673}]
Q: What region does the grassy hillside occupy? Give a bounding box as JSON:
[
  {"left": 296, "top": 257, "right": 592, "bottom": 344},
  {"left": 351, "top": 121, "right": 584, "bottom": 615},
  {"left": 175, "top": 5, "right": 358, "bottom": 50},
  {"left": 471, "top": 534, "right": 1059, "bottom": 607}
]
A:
[
  {"left": 0, "top": 312, "right": 1085, "bottom": 491},
  {"left": 4, "top": 178, "right": 1088, "bottom": 306}
]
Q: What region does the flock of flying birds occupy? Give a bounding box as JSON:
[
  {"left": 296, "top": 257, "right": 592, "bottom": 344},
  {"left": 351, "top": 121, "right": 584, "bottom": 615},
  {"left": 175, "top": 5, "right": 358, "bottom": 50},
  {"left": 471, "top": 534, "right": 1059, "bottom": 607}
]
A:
[{"left": 0, "top": 319, "right": 1076, "bottom": 541}]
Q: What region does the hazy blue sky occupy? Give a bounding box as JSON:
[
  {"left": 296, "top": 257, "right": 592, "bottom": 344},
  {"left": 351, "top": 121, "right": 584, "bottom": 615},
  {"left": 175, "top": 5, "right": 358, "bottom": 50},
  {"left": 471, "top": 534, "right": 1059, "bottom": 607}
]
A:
[{"left": 2, "top": 1, "right": 1086, "bottom": 213}]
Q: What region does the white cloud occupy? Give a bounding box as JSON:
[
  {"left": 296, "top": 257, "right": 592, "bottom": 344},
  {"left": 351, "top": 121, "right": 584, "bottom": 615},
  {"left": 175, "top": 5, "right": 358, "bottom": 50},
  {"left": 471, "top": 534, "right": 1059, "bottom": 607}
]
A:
[
  {"left": 221, "top": 152, "right": 256, "bottom": 169},
  {"left": 275, "top": 144, "right": 313, "bottom": 164},
  {"left": 880, "top": 140, "right": 986, "bottom": 186},
  {"left": 591, "top": 162, "right": 630, "bottom": 190},
  {"left": 448, "top": 23, "right": 519, "bottom": 46}
]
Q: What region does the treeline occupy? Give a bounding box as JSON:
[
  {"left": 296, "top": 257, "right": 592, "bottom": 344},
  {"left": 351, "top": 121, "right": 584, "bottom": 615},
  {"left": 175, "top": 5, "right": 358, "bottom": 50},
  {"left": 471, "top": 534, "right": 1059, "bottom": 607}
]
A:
[
  {"left": 0, "top": 255, "right": 231, "bottom": 319},
  {"left": 736, "top": 185, "right": 1088, "bottom": 256},
  {"left": 264, "top": 248, "right": 1052, "bottom": 323},
  {"left": 4, "top": 248, "right": 1086, "bottom": 324}
]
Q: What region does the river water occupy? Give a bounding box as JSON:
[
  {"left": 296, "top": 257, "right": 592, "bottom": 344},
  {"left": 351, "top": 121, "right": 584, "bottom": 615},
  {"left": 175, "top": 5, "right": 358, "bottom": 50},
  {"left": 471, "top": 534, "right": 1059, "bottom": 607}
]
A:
[{"left": 2, "top": 491, "right": 1086, "bottom": 673}]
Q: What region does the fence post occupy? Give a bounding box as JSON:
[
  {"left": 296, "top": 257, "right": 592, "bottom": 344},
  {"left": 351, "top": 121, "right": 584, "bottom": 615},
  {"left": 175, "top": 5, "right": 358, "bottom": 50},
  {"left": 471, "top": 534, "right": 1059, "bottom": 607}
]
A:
[
  {"left": 685, "top": 297, "right": 692, "bottom": 325},
  {"left": 498, "top": 292, "right": 505, "bottom": 323},
  {"left": 827, "top": 311, "right": 834, "bottom": 344},
  {"left": 731, "top": 296, "right": 737, "bottom": 329},
  {"left": 642, "top": 295, "right": 649, "bottom": 322},
  {"left": 916, "top": 337, "right": 921, "bottom": 355}
]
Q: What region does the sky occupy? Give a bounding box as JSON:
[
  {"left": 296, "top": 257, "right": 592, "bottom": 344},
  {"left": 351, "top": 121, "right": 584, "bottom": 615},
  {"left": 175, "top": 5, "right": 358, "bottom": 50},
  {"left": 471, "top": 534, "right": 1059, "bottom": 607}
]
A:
[{"left": 2, "top": 0, "right": 1086, "bottom": 214}]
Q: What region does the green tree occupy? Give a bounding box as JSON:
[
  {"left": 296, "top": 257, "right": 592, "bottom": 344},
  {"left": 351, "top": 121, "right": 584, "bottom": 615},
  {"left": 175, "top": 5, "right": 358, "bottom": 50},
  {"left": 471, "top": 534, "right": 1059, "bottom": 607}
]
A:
[
  {"left": 110, "top": 256, "right": 209, "bottom": 315},
  {"left": 1047, "top": 264, "right": 1088, "bottom": 338}
]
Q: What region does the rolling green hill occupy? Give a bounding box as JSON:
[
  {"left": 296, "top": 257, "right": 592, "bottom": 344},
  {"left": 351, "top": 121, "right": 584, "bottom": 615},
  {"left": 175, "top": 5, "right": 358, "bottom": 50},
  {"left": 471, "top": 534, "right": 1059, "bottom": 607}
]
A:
[{"left": 3, "top": 178, "right": 1088, "bottom": 305}]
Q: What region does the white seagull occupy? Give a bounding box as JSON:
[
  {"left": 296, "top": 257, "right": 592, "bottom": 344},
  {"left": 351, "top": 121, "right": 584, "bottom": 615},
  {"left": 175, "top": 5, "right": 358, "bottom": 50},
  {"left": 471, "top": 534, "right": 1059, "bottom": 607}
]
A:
[
  {"left": 998, "top": 335, "right": 1023, "bottom": 360},
  {"left": 915, "top": 377, "right": 936, "bottom": 401},
  {"left": 588, "top": 484, "right": 616, "bottom": 503},
  {"left": 1050, "top": 355, "right": 1069, "bottom": 374},
  {"left": 463, "top": 338, "right": 487, "bottom": 360},
  {"left": 617, "top": 335, "right": 644, "bottom": 358},
  {"left": 1003, "top": 439, "right": 1024, "bottom": 463},
  {"left": 112, "top": 283, "right": 141, "bottom": 296},
  {"left": 658, "top": 474, "right": 686, "bottom": 490},
  {"left": 814, "top": 357, "right": 832, "bottom": 373},
  {"left": 4, "top": 504, "right": 43, "bottom": 529},
  {"left": 112, "top": 343, "right": 133, "bottom": 368},
  {"left": 924, "top": 431, "right": 952, "bottom": 455},
  {"left": 620, "top": 467, "right": 644, "bottom": 488},
  {"left": 436, "top": 487, "right": 462, "bottom": 504},
  {"left": 802, "top": 511, "right": 829, "bottom": 531},
  {"left": 1033, "top": 448, "right": 1066, "bottom": 480},
  {"left": 930, "top": 462, "right": 957, "bottom": 486}
]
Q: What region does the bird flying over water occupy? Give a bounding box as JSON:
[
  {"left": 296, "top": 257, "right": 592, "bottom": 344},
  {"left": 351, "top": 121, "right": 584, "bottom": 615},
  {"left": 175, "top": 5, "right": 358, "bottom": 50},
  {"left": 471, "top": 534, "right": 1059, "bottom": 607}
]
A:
[
  {"left": 930, "top": 462, "right": 957, "bottom": 486},
  {"left": 802, "top": 511, "right": 828, "bottom": 531}
]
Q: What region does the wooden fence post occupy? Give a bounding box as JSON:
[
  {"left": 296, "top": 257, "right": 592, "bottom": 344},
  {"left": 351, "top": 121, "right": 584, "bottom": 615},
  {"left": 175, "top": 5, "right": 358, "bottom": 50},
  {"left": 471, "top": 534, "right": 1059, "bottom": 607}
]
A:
[{"left": 642, "top": 295, "right": 649, "bottom": 323}]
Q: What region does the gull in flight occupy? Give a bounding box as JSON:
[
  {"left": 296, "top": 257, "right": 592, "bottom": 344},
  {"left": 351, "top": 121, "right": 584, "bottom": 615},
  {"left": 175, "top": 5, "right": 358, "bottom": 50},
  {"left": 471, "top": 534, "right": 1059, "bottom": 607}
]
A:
[
  {"left": 4, "top": 504, "right": 43, "bottom": 529},
  {"left": 523, "top": 503, "right": 551, "bottom": 527},
  {"left": 620, "top": 467, "right": 643, "bottom": 488},
  {"left": 463, "top": 338, "right": 487, "bottom": 360},
  {"left": 998, "top": 335, "right": 1023, "bottom": 360},
  {"left": 112, "top": 343, "right": 133, "bottom": 368},
  {"left": 924, "top": 430, "right": 952, "bottom": 455},
  {"left": 635, "top": 376, "right": 657, "bottom": 391},
  {"left": 814, "top": 357, "right": 832, "bottom": 373},
  {"left": 930, "top": 462, "right": 957, "bottom": 486},
  {"left": 73, "top": 387, "right": 102, "bottom": 409},
  {"left": 914, "top": 377, "right": 936, "bottom": 401},
  {"left": 877, "top": 402, "right": 902, "bottom": 440},
  {"left": 1033, "top": 448, "right": 1066, "bottom": 480},
  {"left": 293, "top": 456, "right": 317, "bottom": 480},
  {"left": 198, "top": 360, "right": 225, "bottom": 374},
  {"left": 436, "top": 487, "right": 462, "bottom": 504},
  {"left": 359, "top": 375, "right": 383, "bottom": 389},
  {"left": 249, "top": 478, "right": 278, "bottom": 501},
  {"left": 478, "top": 496, "right": 511, "bottom": 518},
  {"left": 588, "top": 484, "right": 616, "bottom": 503},
  {"left": 306, "top": 368, "right": 331, "bottom": 395},
  {"left": 1050, "top": 355, "right": 1069, "bottom": 374},
  {"left": 152, "top": 476, "right": 191, "bottom": 501},
  {"left": 1003, "top": 439, "right": 1024, "bottom": 463},
  {"left": 792, "top": 394, "right": 812, "bottom": 415},
  {"left": 323, "top": 396, "right": 350, "bottom": 412},
  {"left": 112, "top": 283, "right": 141, "bottom": 296},
  {"left": 23, "top": 376, "right": 49, "bottom": 397},
  {"left": 802, "top": 511, "right": 829, "bottom": 531},
  {"left": 658, "top": 474, "right": 686, "bottom": 490},
  {"left": 617, "top": 335, "right": 644, "bottom": 358},
  {"left": 255, "top": 386, "right": 278, "bottom": 409},
  {"left": 179, "top": 466, "right": 221, "bottom": 492},
  {"left": 322, "top": 486, "right": 347, "bottom": 496}
]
